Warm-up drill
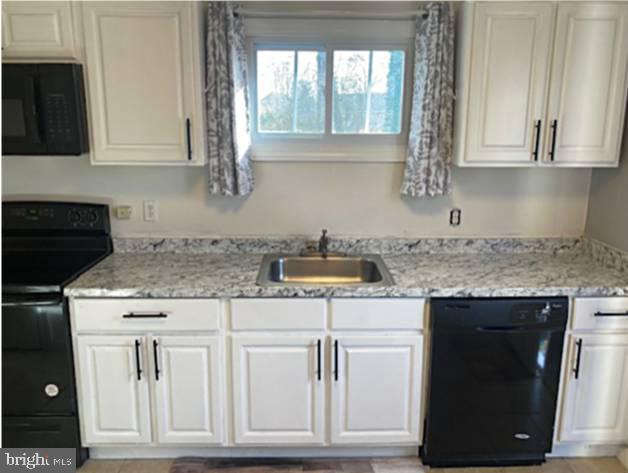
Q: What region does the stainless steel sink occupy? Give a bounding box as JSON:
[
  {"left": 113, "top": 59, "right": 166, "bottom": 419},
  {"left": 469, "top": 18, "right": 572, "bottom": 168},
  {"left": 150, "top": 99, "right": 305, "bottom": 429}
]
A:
[{"left": 256, "top": 254, "right": 394, "bottom": 286}]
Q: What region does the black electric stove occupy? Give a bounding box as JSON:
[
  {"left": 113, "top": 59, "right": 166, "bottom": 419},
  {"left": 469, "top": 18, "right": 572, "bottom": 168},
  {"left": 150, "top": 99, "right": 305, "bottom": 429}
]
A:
[{"left": 2, "top": 201, "right": 112, "bottom": 465}]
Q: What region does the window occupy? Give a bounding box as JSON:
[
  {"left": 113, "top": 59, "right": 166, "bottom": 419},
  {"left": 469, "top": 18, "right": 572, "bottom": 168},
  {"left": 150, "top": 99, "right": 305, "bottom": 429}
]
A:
[
  {"left": 246, "top": 16, "right": 414, "bottom": 161},
  {"left": 256, "top": 49, "right": 326, "bottom": 134},
  {"left": 332, "top": 50, "right": 405, "bottom": 134}
]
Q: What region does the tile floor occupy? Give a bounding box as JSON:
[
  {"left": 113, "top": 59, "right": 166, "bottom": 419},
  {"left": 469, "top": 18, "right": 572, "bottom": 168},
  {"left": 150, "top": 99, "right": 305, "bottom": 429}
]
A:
[{"left": 77, "top": 457, "right": 628, "bottom": 473}]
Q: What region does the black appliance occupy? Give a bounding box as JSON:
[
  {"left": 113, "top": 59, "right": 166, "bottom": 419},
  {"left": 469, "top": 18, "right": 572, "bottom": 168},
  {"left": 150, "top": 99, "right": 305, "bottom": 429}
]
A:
[
  {"left": 2, "top": 64, "right": 89, "bottom": 155},
  {"left": 421, "top": 298, "right": 568, "bottom": 467},
  {"left": 2, "top": 201, "right": 112, "bottom": 466}
]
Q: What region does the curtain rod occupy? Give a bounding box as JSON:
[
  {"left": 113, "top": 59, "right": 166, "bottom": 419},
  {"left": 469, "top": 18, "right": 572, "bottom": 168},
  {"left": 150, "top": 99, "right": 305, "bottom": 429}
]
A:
[{"left": 236, "top": 9, "right": 428, "bottom": 20}]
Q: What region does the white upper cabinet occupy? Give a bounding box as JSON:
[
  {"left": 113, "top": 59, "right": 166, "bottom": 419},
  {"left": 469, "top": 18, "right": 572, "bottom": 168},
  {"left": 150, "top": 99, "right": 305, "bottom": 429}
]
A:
[
  {"left": 2, "top": 1, "right": 78, "bottom": 59},
  {"left": 231, "top": 335, "right": 325, "bottom": 445},
  {"left": 560, "top": 334, "right": 628, "bottom": 444},
  {"left": 460, "top": 3, "right": 554, "bottom": 166},
  {"left": 331, "top": 336, "right": 423, "bottom": 445},
  {"left": 546, "top": 3, "right": 628, "bottom": 166},
  {"left": 455, "top": 2, "right": 628, "bottom": 168},
  {"left": 152, "top": 336, "right": 224, "bottom": 445},
  {"left": 81, "top": 2, "right": 205, "bottom": 165}
]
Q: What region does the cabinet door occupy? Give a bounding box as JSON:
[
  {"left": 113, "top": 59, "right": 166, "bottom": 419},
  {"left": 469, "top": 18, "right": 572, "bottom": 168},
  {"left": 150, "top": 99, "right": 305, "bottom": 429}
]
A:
[
  {"left": 82, "top": 2, "right": 205, "bottom": 164},
  {"left": 331, "top": 336, "right": 423, "bottom": 445},
  {"left": 560, "top": 334, "right": 628, "bottom": 443},
  {"left": 152, "top": 336, "right": 224, "bottom": 445},
  {"left": 76, "top": 335, "right": 151, "bottom": 444},
  {"left": 463, "top": 3, "right": 554, "bottom": 165},
  {"left": 2, "top": 2, "right": 77, "bottom": 59},
  {"left": 231, "top": 335, "right": 324, "bottom": 445},
  {"left": 546, "top": 3, "right": 628, "bottom": 166}
]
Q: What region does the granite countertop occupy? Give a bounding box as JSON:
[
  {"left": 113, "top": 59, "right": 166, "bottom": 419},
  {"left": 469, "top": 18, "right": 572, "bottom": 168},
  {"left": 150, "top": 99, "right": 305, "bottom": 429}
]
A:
[{"left": 65, "top": 250, "right": 628, "bottom": 298}]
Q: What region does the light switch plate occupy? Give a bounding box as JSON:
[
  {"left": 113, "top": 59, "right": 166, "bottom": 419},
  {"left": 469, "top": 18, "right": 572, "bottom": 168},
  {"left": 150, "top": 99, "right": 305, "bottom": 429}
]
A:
[{"left": 143, "top": 200, "right": 158, "bottom": 222}]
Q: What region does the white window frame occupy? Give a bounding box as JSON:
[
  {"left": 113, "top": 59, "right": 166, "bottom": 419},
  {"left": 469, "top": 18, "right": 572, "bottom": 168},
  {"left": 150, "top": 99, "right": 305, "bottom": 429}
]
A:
[{"left": 244, "top": 17, "right": 415, "bottom": 163}]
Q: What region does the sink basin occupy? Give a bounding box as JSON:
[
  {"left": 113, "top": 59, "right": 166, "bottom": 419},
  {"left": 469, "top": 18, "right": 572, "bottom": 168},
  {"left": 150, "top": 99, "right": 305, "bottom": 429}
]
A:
[{"left": 256, "top": 254, "right": 394, "bottom": 286}]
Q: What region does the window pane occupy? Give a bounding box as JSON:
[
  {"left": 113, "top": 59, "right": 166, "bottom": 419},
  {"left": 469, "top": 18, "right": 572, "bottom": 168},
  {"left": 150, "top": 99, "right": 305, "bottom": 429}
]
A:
[
  {"left": 257, "top": 49, "right": 325, "bottom": 134},
  {"left": 333, "top": 49, "right": 404, "bottom": 134}
]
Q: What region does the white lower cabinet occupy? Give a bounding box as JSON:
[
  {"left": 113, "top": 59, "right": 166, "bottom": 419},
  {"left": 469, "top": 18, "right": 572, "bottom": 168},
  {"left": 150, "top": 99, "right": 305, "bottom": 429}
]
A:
[
  {"left": 331, "top": 336, "right": 423, "bottom": 445},
  {"left": 77, "top": 335, "right": 152, "bottom": 444},
  {"left": 73, "top": 297, "right": 426, "bottom": 448},
  {"left": 76, "top": 333, "right": 224, "bottom": 446},
  {"left": 231, "top": 335, "right": 324, "bottom": 445},
  {"left": 153, "top": 336, "right": 224, "bottom": 445},
  {"left": 561, "top": 334, "right": 628, "bottom": 443}
]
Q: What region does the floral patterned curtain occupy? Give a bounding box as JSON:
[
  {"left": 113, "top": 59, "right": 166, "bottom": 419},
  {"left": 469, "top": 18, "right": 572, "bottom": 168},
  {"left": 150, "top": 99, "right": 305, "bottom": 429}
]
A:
[
  {"left": 206, "top": 2, "right": 254, "bottom": 196},
  {"left": 400, "top": 2, "right": 455, "bottom": 197}
]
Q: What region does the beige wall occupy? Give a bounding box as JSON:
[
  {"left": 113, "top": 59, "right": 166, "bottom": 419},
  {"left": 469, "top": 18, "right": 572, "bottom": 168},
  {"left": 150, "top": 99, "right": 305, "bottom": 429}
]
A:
[
  {"left": 2, "top": 157, "right": 591, "bottom": 238},
  {"left": 586, "top": 116, "right": 628, "bottom": 252}
]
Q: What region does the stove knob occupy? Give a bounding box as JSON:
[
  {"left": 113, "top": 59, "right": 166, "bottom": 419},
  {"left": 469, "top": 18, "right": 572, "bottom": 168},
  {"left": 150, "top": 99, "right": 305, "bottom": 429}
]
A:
[
  {"left": 68, "top": 209, "right": 81, "bottom": 224},
  {"left": 86, "top": 210, "right": 98, "bottom": 224}
]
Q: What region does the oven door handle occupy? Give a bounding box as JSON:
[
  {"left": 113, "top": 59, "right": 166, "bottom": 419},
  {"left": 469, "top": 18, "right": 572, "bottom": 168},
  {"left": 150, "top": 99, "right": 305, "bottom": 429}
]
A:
[{"left": 2, "top": 297, "right": 63, "bottom": 307}]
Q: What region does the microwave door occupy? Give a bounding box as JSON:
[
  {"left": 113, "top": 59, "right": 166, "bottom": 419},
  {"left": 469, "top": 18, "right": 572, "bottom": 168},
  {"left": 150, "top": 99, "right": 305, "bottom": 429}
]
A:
[{"left": 2, "top": 65, "right": 46, "bottom": 155}]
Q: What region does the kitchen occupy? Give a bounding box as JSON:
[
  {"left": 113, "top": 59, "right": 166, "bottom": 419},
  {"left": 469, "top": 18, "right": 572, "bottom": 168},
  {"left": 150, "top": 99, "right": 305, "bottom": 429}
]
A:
[{"left": 1, "top": 1, "right": 628, "bottom": 473}]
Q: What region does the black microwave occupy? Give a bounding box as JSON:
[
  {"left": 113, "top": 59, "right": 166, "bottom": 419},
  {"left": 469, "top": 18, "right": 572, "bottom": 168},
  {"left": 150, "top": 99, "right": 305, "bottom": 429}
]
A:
[{"left": 2, "top": 64, "right": 89, "bottom": 156}]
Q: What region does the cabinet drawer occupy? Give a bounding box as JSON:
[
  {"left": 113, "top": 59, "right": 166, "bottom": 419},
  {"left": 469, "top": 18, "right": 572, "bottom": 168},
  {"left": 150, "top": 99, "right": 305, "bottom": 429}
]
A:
[
  {"left": 73, "top": 299, "right": 220, "bottom": 333},
  {"left": 230, "top": 299, "right": 326, "bottom": 331},
  {"left": 572, "top": 298, "right": 628, "bottom": 331},
  {"left": 331, "top": 299, "right": 425, "bottom": 330}
]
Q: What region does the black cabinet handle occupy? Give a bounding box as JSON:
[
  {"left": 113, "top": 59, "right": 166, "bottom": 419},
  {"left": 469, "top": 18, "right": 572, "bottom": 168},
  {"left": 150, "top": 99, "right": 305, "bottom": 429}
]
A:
[
  {"left": 333, "top": 339, "right": 339, "bottom": 381},
  {"left": 532, "top": 119, "right": 541, "bottom": 161},
  {"left": 594, "top": 311, "right": 628, "bottom": 317},
  {"left": 316, "top": 339, "right": 321, "bottom": 381},
  {"left": 122, "top": 312, "right": 168, "bottom": 319},
  {"left": 153, "top": 339, "right": 160, "bottom": 381},
  {"left": 134, "top": 339, "right": 143, "bottom": 381},
  {"left": 186, "top": 118, "right": 192, "bottom": 160},
  {"left": 573, "top": 338, "right": 583, "bottom": 380},
  {"left": 548, "top": 119, "right": 558, "bottom": 161}
]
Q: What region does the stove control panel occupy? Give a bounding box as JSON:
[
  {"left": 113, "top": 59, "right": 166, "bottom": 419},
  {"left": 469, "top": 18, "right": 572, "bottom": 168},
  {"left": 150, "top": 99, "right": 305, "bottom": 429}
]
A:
[{"left": 3, "top": 202, "right": 111, "bottom": 233}]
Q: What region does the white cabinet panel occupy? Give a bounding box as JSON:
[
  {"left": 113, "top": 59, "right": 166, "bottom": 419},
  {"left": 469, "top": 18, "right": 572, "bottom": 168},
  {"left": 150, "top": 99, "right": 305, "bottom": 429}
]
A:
[
  {"left": 231, "top": 335, "right": 324, "bottom": 445},
  {"left": 153, "top": 336, "right": 224, "bottom": 445},
  {"left": 82, "top": 2, "right": 205, "bottom": 164},
  {"left": 73, "top": 298, "right": 220, "bottom": 333},
  {"left": 547, "top": 3, "right": 628, "bottom": 166},
  {"left": 331, "top": 336, "right": 422, "bottom": 445},
  {"left": 77, "top": 335, "right": 151, "bottom": 445},
  {"left": 463, "top": 3, "right": 554, "bottom": 165},
  {"left": 560, "top": 334, "right": 628, "bottom": 443},
  {"left": 2, "top": 1, "right": 77, "bottom": 59}
]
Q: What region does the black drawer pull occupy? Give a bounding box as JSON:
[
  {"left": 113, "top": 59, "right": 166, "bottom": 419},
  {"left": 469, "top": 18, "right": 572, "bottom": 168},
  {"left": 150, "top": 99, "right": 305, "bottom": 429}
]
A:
[
  {"left": 594, "top": 311, "right": 628, "bottom": 317},
  {"left": 333, "top": 339, "right": 339, "bottom": 381},
  {"left": 123, "top": 312, "right": 168, "bottom": 319},
  {"left": 153, "top": 339, "right": 161, "bottom": 381},
  {"left": 186, "top": 118, "right": 192, "bottom": 160},
  {"left": 548, "top": 119, "right": 558, "bottom": 161},
  {"left": 573, "top": 338, "right": 583, "bottom": 380},
  {"left": 316, "top": 339, "right": 321, "bottom": 381},
  {"left": 134, "top": 339, "right": 143, "bottom": 381},
  {"left": 532, "top": 119, "right": 541, "bottom": 161}
]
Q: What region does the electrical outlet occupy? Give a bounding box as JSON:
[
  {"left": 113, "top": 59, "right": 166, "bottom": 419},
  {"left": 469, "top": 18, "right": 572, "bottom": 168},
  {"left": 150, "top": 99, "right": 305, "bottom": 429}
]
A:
[
  {"left": 449, "top": 208, "right": 462, "bottom": 227},
  {"left": 143, "top": 200, "right": 158, "bottom": 222},
  {"left": 114, "top": 206, "right": 133, "bottom": 220}
]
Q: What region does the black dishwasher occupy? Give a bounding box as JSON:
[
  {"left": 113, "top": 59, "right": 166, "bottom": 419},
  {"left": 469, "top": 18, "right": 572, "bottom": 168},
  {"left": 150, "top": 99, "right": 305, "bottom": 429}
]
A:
[{"left": 421, "top": 298, "right": 568, "bottom": 467}]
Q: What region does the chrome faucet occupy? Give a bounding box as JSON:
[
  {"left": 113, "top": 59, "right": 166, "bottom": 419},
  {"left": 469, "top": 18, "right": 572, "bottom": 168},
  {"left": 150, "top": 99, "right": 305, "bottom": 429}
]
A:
[{"left": 318, "top": 229, "right": 329, "bottom": 258}]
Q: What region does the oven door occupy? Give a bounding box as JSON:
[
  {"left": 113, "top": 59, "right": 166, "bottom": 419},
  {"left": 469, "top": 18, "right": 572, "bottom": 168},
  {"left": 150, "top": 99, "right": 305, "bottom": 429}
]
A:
[
  {"left": 2, "top": 294, "right": 76, "bottom": 415},
  {"left": 2, "top": 65, "right": 47, "bottom": 155}
]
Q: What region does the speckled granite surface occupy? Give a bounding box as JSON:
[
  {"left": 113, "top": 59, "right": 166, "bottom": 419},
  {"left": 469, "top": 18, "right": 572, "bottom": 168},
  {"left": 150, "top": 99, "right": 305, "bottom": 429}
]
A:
[
  {"left": 113, "top": 236, "right": 583, "bottom": 255},
  {"left": 586, "top": 238, "right": 628, "bottom": 274},
  {"left": 65, "top": 243, "right": 628, "bottom": 298}
]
